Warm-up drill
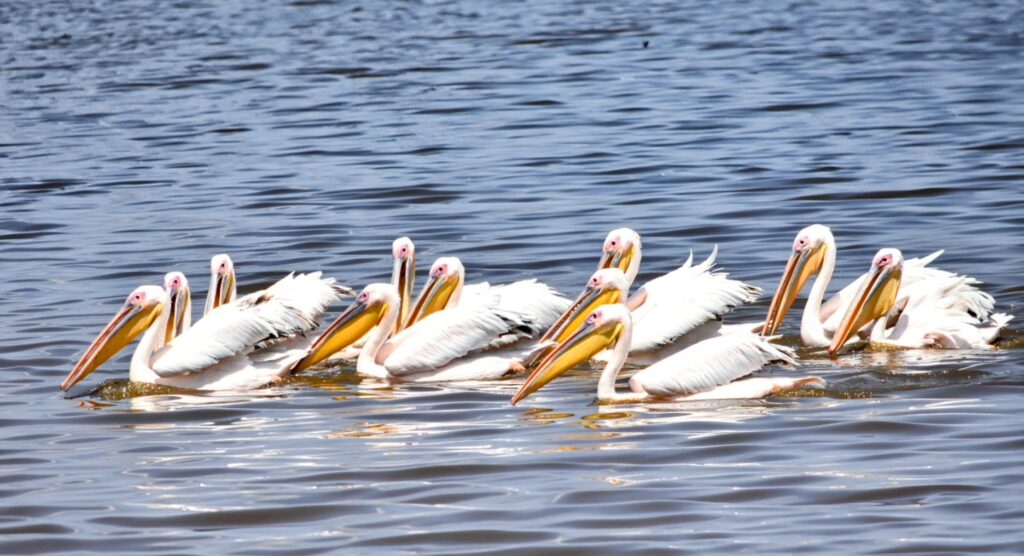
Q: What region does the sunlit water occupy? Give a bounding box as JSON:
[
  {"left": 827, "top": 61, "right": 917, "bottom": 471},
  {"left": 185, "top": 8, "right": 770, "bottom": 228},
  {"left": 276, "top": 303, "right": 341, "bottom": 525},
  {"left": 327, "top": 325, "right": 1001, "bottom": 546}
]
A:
[{"left": 2, "top": 0, "right": 1023, "bottom": 553}]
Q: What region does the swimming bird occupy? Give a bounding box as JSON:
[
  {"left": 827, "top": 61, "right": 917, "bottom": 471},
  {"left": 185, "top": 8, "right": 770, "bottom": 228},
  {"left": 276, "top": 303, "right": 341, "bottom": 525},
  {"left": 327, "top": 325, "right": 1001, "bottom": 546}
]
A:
[
  {"left": 403, "top": 256, "right": 569, "bottom": 339},
  {"left": 512, "top": 304, "right": 823, "bottom": 405},
  {"left": 205, "top": 253, "right": 237, "bottom": 314},
  {"left": 391, "top": 236, "right": 416, "bottom": 334},
  {"left": 761, "top": 224, "right": 995, "bottom": 348},
  {"left": 62, "top": 272, "right": 349, "bottom": 392},
  {"left": 162, "top": 271, "right": 191, "bottom": 343},
  {"left": 292, "top": 283, "right": 532, "bottom": 381},
  {"left": 828, "top": 248, "right": 1012, "bottom": 356},
  {"left": 535, "top": 228, "right": 760, "bottom": 364}
]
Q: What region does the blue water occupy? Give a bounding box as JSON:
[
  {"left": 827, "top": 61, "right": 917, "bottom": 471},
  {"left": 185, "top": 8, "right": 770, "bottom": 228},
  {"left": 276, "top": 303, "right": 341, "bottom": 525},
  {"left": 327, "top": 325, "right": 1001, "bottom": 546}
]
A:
[{"left": 2, "top": 0, "right": 1023, "bottom": 553}]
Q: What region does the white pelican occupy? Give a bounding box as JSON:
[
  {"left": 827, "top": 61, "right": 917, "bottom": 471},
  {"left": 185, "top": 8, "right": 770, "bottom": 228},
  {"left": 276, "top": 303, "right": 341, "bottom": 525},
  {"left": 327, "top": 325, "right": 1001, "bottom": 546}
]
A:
[
  {"left": 512, "top": 304, "right": 824, "bottom": 405},
  {"left": 828, "top": 248, "right": 1012, "bottom": 355},
  {"left": 62, "top": 272, "right": 349, "bottom": 392},
  {"left": 204, "top": 253, "right": 237, "bottom": 314},
  {"left": 762, "top": 224, "right": 996, "bottom": 348},
  {"left": 403, "top": 256, "right": 569, "bottom": 339},
  {"left": 535, "top": 228, "right": 760, "bottom": 363},
  {"left": 292, "top": 283, "right": 531, "bottom": 381},
  {"left": 391, "top": 236, "right": 416, "bottom": 334},
  {"left": 162, "top": 271, "right": 191, "bottom": 343}
]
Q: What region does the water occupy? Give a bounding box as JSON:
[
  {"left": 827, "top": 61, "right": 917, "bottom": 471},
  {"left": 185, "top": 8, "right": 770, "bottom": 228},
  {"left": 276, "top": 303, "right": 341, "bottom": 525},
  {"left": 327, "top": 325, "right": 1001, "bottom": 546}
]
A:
[{"left": 2, "top": 0, "right": 1023, "bottom": 553}]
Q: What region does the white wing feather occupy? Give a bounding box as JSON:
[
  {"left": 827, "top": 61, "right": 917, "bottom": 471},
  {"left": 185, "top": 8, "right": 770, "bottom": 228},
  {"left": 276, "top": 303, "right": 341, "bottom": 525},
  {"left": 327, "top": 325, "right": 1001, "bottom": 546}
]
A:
[
  {"left": 383, "top": 297, "right": 523, "bottom": 375},
  {"left": 151, "top": 272, "right": 345, "bottom": 376},
  {"left": 464, "top": 279, "right": 570, "bottom": 332},
  {"left": 631, "top": 333, "right": 796, "bottom": 398},
  {"left": 628, "top": 247, "right": 761, "bottom": 352},
  {"left": 404, "top": 355, "right": 516, "bottom": 382}
]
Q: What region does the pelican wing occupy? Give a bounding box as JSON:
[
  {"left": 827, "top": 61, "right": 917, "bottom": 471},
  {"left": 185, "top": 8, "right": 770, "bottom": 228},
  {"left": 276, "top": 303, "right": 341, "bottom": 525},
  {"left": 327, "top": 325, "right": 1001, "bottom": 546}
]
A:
[
  {"left": 628, "top": 247, "right": 761, "bottom": 352},
  {"left": 632, "top": 333, "right": 797, "bottom": 398},
  {"left": 246, "top": 272, "right": 352, "bottom": 340},
  {"left": 151, "top": 272, "right": 346, "bottom": 376},
  {"left": 464, "top": 280, "right": 570, "bottom": 333},
  {"left": 383, "top": 296, "right": 526, "bottom": 375}
]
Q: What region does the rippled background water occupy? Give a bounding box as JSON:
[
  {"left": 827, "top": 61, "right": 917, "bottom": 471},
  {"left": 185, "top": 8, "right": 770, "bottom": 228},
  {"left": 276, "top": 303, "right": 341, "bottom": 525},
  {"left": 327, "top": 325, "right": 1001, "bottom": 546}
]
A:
[{"left": 2, "top": 0, "right": 1023, "bottom": 553}]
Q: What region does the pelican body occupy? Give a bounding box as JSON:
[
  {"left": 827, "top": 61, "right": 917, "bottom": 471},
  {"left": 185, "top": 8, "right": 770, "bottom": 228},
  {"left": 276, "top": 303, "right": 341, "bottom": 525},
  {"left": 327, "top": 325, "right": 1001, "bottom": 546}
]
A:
[
  {"left": 404, "top": 256, "right": 569, "bottom": 337},
  {"left": 293, "top": 283, "right": 529, "bottom": 382},
  {"left": 533, "top": 228, "right": 760, "bottom": 366},
  {"left": 63, "top": 271, "right": 349, "bottom": 392},
  {"left": 512, "top": 304, "right": 823, "bottom": 405},
  {"left": 828, "top": 249, "right": 1012, "bottom": 356},
  {"left": 762, "top": 224, "right": 997, "bottom": 348}
]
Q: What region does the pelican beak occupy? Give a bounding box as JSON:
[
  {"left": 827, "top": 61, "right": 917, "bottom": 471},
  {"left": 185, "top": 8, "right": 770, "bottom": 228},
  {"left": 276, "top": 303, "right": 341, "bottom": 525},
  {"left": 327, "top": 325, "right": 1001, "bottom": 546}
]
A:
[
  {"left": 291, "top": 299, "right": 389, "bottom": 372},
  {"left": 392, "top": 255, "right": 415, "bottom": 333},
  {"left": 598, "top": 244, "right": 637, "bottom": 275},
  {"left": 543, "top": 285, "right": 622, "bottom": 345},
  {"left": 511, "top": 319, "right": 623, "bottom": 405},
  {"left": 164, "top": 287, "right": 190, "bottom": 344},
  {"left": 204, "top": 268, "right": 236, "bottom": 314},
  {"left": 404, "top": 272, "right": 459, "bottom": 328},
  {"left": 762, "top": 243, "right": 828, "bottom": 335},
  {"left": 62, "top": 302, "right": 163, "bottom": 391},
  {"left": 828, "top": 264, "right": 902, "bottom": 357}
]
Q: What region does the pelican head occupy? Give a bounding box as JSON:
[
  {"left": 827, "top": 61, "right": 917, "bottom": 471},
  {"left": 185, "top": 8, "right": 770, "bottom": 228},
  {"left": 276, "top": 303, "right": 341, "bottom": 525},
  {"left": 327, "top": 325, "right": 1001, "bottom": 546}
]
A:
[
  {"left": 762, "top": 224, "right": 834, "bottom": 335},
  {"left": 205, "top": 253, "right": 236, "bottom": 315},
  {"left": 540, "top": 268, "right": 629, "bottom": 345},
  {"left": 828, "top": 248, "right": 903, "bottom": 357},
  {"left": 391, "top": 236, "right": 416, "bottom": 332},
  {"left": 292, "top": 283, "right": 398, "bottom": 372},
  {"left": 62, "top": 285, "right": 166, "bottom": 391},
  {"left": 512, "top": 304, "right": 629, "bottom": 405},
  {"left": 404, "top": 256, "right": 464, "bottom": 328},
  {"left": 162, "top": 271, "right": 191, "bottom": 344},
  {"left": 598, "top": 228, "right": 642, "bottom": 285}
]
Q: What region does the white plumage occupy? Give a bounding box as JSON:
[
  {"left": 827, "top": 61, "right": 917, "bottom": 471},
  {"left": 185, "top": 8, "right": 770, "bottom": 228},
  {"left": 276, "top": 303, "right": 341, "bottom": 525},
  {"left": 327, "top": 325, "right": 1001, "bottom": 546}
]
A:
[
  {"left": 626, "top": 246, "right": 761, "bottom": 352},
  {"left": 588, "top": 229, "right": 761, "bottom": 358},
  {"left": 463, "top": 279, "right": 570, "bottom": 334},
  {"left": 384, "top": 295, "right": 526, "bottom": 375},
  {"left": 299, "top": 283, "right": 528, "bottom": 382},
  {"left": 63, "top": 269, "right": 349, "bottom": 393},
  {"left": 764, "top": 225, "right": 1002, "bottom": 349},
  {"left": 512, "top": 304, "right": 822, "bottom": 405},
  {"left": 819, "top": 250, "right": 994, "bottom": 333},
  {"left": 151, "top": 272, "right": 344, "bottom": 377},
  {"left": 827, "top": 248, "right": 1012, "bottom": 354},
  {"left": 631, "top": 332, "right": 797, "bottom": 398}
]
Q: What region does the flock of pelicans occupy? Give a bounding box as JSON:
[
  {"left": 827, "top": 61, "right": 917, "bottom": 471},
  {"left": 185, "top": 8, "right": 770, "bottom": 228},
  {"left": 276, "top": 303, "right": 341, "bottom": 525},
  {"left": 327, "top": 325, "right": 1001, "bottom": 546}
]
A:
[{"left": 61, "top": 225, "right": 1013, "bottom": 405}]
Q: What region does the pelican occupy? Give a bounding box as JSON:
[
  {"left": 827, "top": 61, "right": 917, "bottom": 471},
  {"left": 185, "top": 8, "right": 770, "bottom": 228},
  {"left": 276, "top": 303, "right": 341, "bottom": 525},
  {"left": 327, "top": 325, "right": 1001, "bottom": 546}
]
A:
[
  {"left": 205, "top": 254, "right": 237, "bottom": 314},
  {"left": 762, "top": 224, "right": 997, "bottom": 348},
  {"left": 292, "top": 283, "right": 532, "bottom": 381},
  {"left": 535, "top": 228, "right": 760, "bottom": 364},
  {"left": 62, "top": 272, "right": 350, "bottom": 392},
  {"left": 828, "top": 248, "right": 1012, "bottom": 355},
  {"left": 391, "top": 236, "right": 416, "bottom": 334},
  {"left": 403, "top": 256, "right": 569, "bottom": 339},
  {"left": 512, "top": 304, "right": 824, "bottom": 405},
  {"left": 162, "top": 271, "right": 191, "bottom": 343}
]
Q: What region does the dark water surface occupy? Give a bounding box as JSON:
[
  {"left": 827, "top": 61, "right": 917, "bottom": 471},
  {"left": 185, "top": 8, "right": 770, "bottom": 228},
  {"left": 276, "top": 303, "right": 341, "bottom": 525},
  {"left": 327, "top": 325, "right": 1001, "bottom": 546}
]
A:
[{"left": 3, "top": 0, "right": 1023, "bottom": 553}]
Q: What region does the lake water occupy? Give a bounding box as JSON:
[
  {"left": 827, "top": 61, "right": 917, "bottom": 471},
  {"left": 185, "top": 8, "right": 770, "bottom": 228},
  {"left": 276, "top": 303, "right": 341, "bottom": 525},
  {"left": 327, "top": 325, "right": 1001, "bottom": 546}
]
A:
[{"left": 2, "top": 0, "right": 1023, "bottom": 553}]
